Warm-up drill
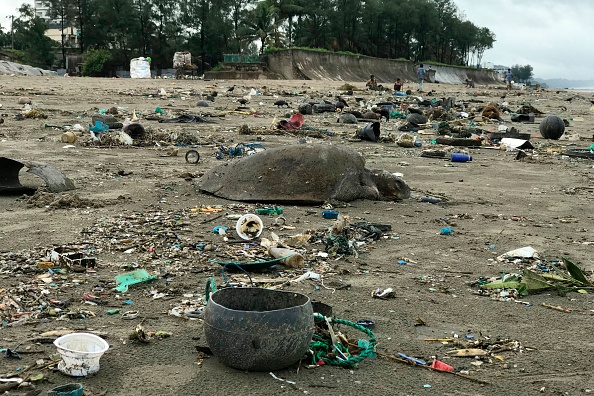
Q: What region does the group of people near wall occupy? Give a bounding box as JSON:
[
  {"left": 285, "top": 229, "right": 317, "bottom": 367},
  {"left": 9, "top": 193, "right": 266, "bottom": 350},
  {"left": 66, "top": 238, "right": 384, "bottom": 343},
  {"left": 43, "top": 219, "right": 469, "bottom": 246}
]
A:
[
  {"left": 365, "top": 75, "right": 404, "bottom": 92},
  {"left": 364, "top": 65, "right": 516, "bottom": 93},
  {"left": 365, "top": 64, "right": 429, "bottom": 94}
]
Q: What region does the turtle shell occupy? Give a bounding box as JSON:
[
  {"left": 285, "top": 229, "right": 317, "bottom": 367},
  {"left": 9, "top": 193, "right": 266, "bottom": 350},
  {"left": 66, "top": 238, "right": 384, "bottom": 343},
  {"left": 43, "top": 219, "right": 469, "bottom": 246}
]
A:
[{"left": 199, "top": 145, "right": 372, "bottom": 203}]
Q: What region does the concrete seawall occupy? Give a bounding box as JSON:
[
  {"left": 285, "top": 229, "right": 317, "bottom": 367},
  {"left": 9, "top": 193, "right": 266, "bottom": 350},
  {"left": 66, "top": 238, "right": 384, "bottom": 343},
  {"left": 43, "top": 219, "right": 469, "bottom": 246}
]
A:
[
  {"left": 266, "top": 49, "right": 502, "bottom": 85},
  {"left": 0, "top": 60, "right": 56, "bottom": 76}
]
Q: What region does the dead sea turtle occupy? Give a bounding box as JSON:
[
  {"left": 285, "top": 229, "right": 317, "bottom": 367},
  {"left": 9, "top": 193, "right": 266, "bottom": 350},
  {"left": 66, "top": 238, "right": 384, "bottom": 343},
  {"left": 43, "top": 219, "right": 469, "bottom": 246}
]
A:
[{"left": 199, "top": 145, "right": 410, "bottom": 203}]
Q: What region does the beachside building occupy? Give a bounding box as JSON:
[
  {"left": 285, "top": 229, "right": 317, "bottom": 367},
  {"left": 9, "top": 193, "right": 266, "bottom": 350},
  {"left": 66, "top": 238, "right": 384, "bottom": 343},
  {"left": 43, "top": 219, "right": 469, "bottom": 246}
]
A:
[
  {"left": 492, "top": 64, "right": 509, "bottom": 74},
  {"left": 34, "top": 1, "right": 55, "bottom": 22},
  {"left": 35, "top": 0, "right": 79, "bottom": 50},
  {"left": 45, "top": 25, "right": 79, "bottom": 48}
]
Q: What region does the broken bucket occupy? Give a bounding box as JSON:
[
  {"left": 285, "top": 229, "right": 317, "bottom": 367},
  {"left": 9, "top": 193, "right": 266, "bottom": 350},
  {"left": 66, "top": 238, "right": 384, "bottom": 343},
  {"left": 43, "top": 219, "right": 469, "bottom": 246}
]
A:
[{"left": 204, "top": 288, "right": 314, "bottom": 371}]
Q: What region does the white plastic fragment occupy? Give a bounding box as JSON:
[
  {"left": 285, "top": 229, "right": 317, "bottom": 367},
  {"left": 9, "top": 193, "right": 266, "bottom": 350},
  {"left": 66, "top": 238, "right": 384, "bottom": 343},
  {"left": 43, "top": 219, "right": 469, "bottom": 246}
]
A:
[
  {"left": 290, "top": 271, "right": 320, "bottom": 283},
  {"left": 497, "top": 246, "right": 537, "bottom": 261},
  {"left": 269, "top": 372, "right": 296, "bottom": 385}
]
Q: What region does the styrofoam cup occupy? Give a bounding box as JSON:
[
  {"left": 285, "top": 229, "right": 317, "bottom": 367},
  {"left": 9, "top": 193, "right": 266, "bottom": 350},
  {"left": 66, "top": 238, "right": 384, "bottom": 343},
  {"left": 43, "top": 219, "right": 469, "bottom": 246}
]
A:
[
  {"left": 235, "top": 214, "right": 264, "bottom": 240},
  {"left": 54, "top": 333, "right": 109, "bottom": 376}
]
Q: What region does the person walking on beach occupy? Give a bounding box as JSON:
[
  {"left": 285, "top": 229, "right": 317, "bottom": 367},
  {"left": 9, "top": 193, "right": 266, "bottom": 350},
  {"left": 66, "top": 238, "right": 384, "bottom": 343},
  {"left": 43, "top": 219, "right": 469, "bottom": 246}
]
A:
[
  {"left": 505, "top": 68, "right": 513, "bottom": 90},
  {"left": 417, "top": 64, "right": 426, "bottom": 92}
]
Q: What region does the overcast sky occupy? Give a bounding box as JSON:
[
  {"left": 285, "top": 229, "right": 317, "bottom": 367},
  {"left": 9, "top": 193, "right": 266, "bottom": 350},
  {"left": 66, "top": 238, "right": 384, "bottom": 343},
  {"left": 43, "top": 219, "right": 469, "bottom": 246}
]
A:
[
  {"left": 1, "top": 1, "right": 30, "bottom": 34},
  {"left": 1, "top": 0, "right": 26, "bottom": 21},
  {"left": 454, "top": 0, "right": 594, "bottom": 81},
  {"left": 1, "top": 0, "right": 592, "bottom": 81}
]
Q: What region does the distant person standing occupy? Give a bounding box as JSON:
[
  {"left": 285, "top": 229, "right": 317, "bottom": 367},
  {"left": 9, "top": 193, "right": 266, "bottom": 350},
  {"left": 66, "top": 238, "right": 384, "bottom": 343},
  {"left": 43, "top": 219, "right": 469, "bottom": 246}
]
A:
[
  {"left": 505, "top": 68, "right": 513, "bottom": 90},
  {"left": 417, "top": 64, "right": 426, "bottom": 92}
]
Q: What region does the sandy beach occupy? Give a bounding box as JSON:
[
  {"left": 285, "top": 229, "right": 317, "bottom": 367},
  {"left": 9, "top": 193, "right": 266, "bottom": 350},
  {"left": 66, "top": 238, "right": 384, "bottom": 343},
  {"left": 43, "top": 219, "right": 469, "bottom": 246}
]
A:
[{"left": 1, "top": 75, "right": 593, "bottom": 396}]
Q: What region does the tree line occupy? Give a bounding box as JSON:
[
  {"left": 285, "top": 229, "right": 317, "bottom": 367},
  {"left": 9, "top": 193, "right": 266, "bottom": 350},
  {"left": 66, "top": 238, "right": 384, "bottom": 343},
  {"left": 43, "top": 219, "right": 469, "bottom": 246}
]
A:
[
  {"left": 0, "top": 0, "right": 495, "bottom": 74},
  {"left": 511, "top": 64, "right": 534, "bottom": 84}
]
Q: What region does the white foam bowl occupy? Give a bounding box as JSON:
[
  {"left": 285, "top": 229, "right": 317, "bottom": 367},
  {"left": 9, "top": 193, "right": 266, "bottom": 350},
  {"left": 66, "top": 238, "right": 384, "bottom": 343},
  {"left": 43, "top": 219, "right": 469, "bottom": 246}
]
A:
[
  {"left": 54, "top": 333, "right": 109, "bottom": 377},
  {"left": 235, "top": 214, "right": 264, "bottom": 240}
]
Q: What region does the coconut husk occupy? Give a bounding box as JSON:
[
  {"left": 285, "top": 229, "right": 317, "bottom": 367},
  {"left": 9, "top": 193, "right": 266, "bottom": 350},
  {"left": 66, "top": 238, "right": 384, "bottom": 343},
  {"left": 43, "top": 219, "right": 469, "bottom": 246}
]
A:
[{"left": 481, "top": 103, "right": 501, "bottom": 120}]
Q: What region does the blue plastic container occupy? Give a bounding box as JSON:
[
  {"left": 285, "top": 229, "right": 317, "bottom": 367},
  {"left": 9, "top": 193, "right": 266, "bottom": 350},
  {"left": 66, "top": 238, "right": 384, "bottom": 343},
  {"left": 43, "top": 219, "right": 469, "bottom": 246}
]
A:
[
  {"left": 322, "top": 210, "right": 339, "bottom": 219},
  {"left": 451, "top": 153, "right": 472, "bottom": 162}
]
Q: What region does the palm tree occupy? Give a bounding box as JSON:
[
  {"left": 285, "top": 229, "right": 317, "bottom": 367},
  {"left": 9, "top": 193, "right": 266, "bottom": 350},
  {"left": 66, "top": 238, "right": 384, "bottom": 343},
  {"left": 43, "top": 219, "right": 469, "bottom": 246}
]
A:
[
  {"left": 266, "top": 0, "right": 304, "bottom": 46},
  {"left": 238, "top": 1, "right": 284, "bottom": 54}
]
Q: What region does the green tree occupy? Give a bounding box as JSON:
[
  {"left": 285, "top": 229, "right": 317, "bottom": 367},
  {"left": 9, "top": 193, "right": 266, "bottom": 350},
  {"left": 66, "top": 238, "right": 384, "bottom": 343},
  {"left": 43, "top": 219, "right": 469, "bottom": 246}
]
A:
[
  {"left": 511, "top": 64, "right": 533, "bottom": 83},
  {"left": 292, "top": 0, "right": 334, "bottom": 49},
  {"left": 413, "top": 0, "right": 439, "bottom": 62},
  {"left": 228, "top": 0, "right": 254, "bottom": 52},
  {"left": 96, "top": 0, "right": 138, "bottom": 66},
  {"left": 203, "top": 0, "right": 235, "bottom": 64},
  {"left": 178, "top": 0, "right": 244, "bottom": 62},
  {"left": 0, "top": 26, "right": 7, "bottom": 48},
  {"left": 4, "top": 0, "right": 501, "bottom": 73},
  {"left": 267, "top": 0, "right": 305, "bottom": 47},
  {"left": 359, "top": 0, "right": 386, "bottom": 57},
  {"left": 82, "top": 48, "right": 110, "bottom": 76},
  {"left": 60, "top": 0, "right": 106, "bottom": 54},
  {"left": 132, "top": 0, "right": 154, "bottom": 57},
  {"left": 12, "top": 4, "right": 56, "bottom": 68},
  {"left": 73, "top": 0, "right": 90, "bottom": 52},
  {"left": 431, "top": 0, "right": 458, "bottom": 63},
  {"left": 47, "top": 0, "right": 78, "bottom": 68},
  {"left": 472, "top": 27, "right": 495, "bottom": 67},
  {"left": 150, "top": 0, "right": 181, "bottom": 72},
  {"left": 384, "top": 0, "right": 418, "bottom": 59},
  {"left": 239, "top": 1, "right": 283, "bottom": 54},
  {"left": 452, "top": 20, "right": 478, "bottom": 66},
  {"left": 330, "top": 0, "right": 363, "bottom": 52}
]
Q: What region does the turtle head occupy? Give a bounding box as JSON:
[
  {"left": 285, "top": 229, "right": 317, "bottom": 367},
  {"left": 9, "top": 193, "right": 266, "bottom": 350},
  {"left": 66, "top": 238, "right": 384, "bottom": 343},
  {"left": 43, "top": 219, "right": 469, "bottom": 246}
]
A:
[{"left": 371, "top": 170, "right": 411, "bottom": 201}]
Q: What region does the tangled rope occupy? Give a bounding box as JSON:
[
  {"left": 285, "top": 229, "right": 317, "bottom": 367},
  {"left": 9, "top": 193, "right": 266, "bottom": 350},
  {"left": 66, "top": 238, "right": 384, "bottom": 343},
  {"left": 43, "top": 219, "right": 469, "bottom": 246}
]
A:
[
  {"left": 220, "top": 263, "right": 254, "bottom": 288},
  {"left": 310, "top": 313, "right": 376, "bottom": 368},
  {"left": 204, "top": 277, "right": 217, "bottom": 302},
  {"left": 203, "top": 283, "right": 375, "bottom": 368}
]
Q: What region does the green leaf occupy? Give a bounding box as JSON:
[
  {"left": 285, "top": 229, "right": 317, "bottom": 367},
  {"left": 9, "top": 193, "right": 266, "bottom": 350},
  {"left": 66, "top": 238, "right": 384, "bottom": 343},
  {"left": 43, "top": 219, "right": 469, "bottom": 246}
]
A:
[
  {"left": 577, "top": 289, "right": 588, "bottom": 294},
  {"left": 540, "top": 273, "right": 571, "bottom": 282},
  {"left": 481, "top": 280, "right": 522, "bottom": 289},
  {"left": 563, "top": 257, "right": 591, "bottom": 286},
  {"left": 522, "top": 270, "right": 553, "bottom": 294}
]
